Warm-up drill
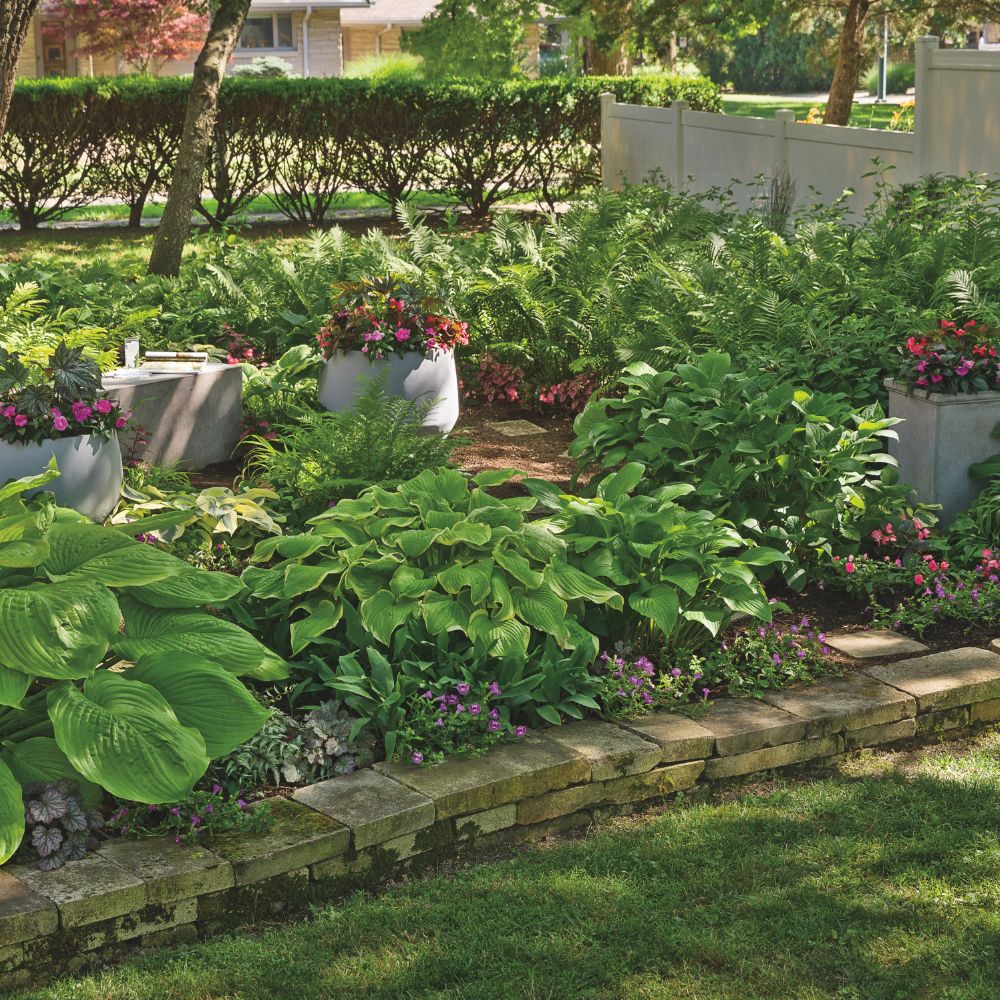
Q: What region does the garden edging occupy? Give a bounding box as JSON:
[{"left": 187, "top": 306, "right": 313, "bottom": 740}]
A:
[{"left": 3, "top": 640, "right": 1000, "bottom": 990}]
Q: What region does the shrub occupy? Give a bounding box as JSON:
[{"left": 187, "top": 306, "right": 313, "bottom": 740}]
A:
[
  {"left": 0, "top": 74, "right": 721, "bottom": 227},
  {"left": 0, "top": 469, "right": 285, "bottom": 865},
  {"left": 864, "top": 61, "right": 915, "bottom": 95}
]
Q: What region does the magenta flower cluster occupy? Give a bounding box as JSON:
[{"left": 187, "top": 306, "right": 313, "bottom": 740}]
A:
[{"left": 1, "top": 397, "right": 129, "bottom": 445}]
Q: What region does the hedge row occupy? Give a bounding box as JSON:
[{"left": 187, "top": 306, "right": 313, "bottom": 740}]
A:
[{"left": 0, "top": 75, "right": 721, "bottom": 228}]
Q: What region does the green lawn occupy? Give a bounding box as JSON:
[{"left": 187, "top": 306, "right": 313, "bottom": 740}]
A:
[
  {"left": 723, "top": 97, "right": 903, "bottom": 131},
  {"left": 17, "top": 729, "right": 1000, "bottom": 1000}
]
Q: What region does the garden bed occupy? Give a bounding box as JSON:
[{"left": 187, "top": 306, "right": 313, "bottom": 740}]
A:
[{"left": 3, "top": 637, "right": 1000, "bottom": 990}]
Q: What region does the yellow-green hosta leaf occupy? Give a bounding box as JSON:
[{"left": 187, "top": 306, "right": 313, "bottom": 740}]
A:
[
  {"left": 359, "top": 590, "right": 418, "bottom": 645},
  {"left": 127, "top": 653, "right": 269, "bottom": 758},
  {"left": 0, "top": 580, "right": 119, "bottom": 679},
  {"left": 114, "top": 595, "right": 289, "bottom": 681},
  {"left": 389, "top": 565, "right": 435, "bottom": 599},
  {"left": 42, "top": 522, "right": 186, "bottom": 586},
  {"left": 0, "top": 758, "right": 24, "bottom": 865},
  {"left": 437, "top": 561, "right": 494, "bottom": 604},
  {"left": 125, "top": 568, "right": 245, "bottom": 609},
  {"left": 494, "top": 547, "right": 543, "bottom": 589},
  {"left": 510, "top": 586, "right": 568, "bottom": 638},
  {"left": 0, "top": 664, "right": 30, "bottom": 707},
  {"left": 421, "top": 592, "right": 471, "bottom": 635},
  {"left": 289, "top": 599, "right": 343, "bottom": 655},
  {"left": 467, "top": 611, "right": 530, "bottom": 658},
  {"left": 0, "top": 737, "right": 102, "bottom": 809},
  {"left": 282, "top": 563, "right": 337, "bottom": 599},
  {"left": 47, "top": 675, "right": 209, "bottom": 804},
  {"left": 544, "top": 561, "right": 621, "bottom": 606},
  {"left": 393, "top": 529, "right": 441, "bottom": 558}
]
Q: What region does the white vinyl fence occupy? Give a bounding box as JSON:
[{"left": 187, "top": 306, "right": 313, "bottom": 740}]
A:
[{"left": 602, "top": 36, "right": 1000, "bottom": 216}]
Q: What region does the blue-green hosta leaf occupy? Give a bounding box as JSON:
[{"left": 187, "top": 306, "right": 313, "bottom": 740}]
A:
[
  {"left": 467, "top": 611, "right": 530, "bottom": 658},
  {"left": 289, "top": 599, "right": 343, "bottom": 655},
  {"left": 0, "top": 580, "right": 119, "bottom": 679},
  {"left": 0, "top": 664, "right": 30, "bottom": 707},
  {"left": 114, "top": 595, "right": 288, "bottom": 681},
  {"left": 126, "top": 568, "right": 245, "bottom": 609},
  {"left": 48, "top": 674, "right": 209, "bottom": 803},
  {"left": 0, "top": 758, "right": 24, "bottom": 864},
  {"left": 437, "top": 561, "right": 494, "bottom": 604},
  {"left": 42, "top": 522, "right": 186, "bottom": 586},
  {"left": 128, "top": 653, "right": 269, "bottom": 758},
  {"left": 628, "top": 585, "right": 679, "bottom": 638},
  {"left": 0, "top": 737, "right": 102, "bottom": 809},
  {"left": 359, "top": 590, "right": 418, "bottom": 645},
  {"left": 544, "top": 561, "right": 621, "bottom": 606},
  {"left": 494, "top": 546, "right": 543, "bottom": 589}
]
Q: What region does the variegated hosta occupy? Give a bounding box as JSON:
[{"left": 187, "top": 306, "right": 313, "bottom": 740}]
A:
[
  {"left": 242, "top": 467, "right": 623, "bottom": 661},
  {"left": 0, "top": 467, "right": 285, "bottom": 865}
]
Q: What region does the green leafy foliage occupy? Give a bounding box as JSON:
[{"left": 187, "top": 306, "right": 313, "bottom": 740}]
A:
[
  {"left": 0, "top": 469, "right": 284, "bottom": 864},
  {"left": 570, "top": 353, "right": 920, "bottom": 588},
  {"left": 525, "top": 463, "right": 782, "bottom": 652},
  {"left": 244, "top": 373, "right": 458, "bottom": 529}
]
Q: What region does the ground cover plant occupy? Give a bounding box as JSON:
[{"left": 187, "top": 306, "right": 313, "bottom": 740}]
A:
[{"left": 15, "top": 730, "right": 1000, "bottom": 999}]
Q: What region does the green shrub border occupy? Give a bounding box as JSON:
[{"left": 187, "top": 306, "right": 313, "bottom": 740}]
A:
[{"left": 0, "top": 75, "right": 721, "bottom": 228}]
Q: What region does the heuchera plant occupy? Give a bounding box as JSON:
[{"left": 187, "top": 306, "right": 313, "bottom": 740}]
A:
[
  {"left": 0, "top": 340, "right": 128, "bottom": 446},
  {"left": 317, "top": 278, "right": 469, "bottom": 363},
  {"left": 897, "top": 320, "right": 1000, "bottom": 394}
]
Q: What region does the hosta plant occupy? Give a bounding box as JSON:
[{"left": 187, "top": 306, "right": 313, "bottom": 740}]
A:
[
  {"left": 0, "top": 468, "right": 285, "bottom": 865},
  {"left": 241, "top": 467, "right": 621, "bottom": 663},
  {"left": 525, "top": 463, "right": 787, "bottom": 652},
  {"left": 570, "top": 353, "right": 917, "bottom": 589}
]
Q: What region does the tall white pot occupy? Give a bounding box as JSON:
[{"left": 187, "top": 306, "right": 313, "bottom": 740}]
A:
[
  {"left": 0, "top": 432, "right": 123, "bottom": 521},
  {"left": 317, "top": 350, "right": 460, "bottom": 435}
]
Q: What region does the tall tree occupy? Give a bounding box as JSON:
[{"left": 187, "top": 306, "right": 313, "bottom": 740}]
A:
[
  {"left": 0, "top": 0, "right": 41, "bottom": 138},
  {"left": 147, "top": 0, "right": 250, "bottom": 277},
  {"left": 402, "top": 0, "right": 539, "bottom": 78},
  {"left": 57, "top": 0, "right": 207, "bottom": 74}
]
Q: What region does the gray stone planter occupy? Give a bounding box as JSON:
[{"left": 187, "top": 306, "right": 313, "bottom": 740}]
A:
[
  {"left": 318, "top": 350, "right": 459, "bottom": 435},
  {"left": 0, "top": 432, "right": 123, "bottom": 521},
  {"left": 885, "top": 377, "right": 1000, "bottom": 523}
]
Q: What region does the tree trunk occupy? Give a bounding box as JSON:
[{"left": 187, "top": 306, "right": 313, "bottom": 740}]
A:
[
  {"left": 823, "top": 0, "right": 871, "bottom": 126},
  {"left": 0, "top": 0, "right": 41, "bottom": 139},
  {"left": 584, "top": 37, "right": 630, "bottom": 75},
  {"left": 147, "top": 0, "right": 250, "bottom": 277}
]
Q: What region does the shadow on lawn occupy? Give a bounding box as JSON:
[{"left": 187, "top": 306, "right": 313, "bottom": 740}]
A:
[{"left": 22, "top": 763, "right": 1000, "bottom": 1000}]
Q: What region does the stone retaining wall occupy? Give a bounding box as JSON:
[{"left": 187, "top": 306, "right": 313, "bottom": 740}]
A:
[{"left": 3, "top": 642, "right": 1000, "bottom": 990}]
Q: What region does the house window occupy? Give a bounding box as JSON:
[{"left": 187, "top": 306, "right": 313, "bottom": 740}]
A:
[{"left": 239, "top": 14, "right": 295, "bottom": 50}]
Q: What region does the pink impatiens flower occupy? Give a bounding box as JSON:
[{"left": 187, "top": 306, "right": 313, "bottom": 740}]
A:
[
  {"left": 71, "top": 402, "right": 92, "bottom": 423},
  {"left": 13, "top": 414, "right": 27, "bottom": 427},
  {"left": 395, "top": 327, "right": 411, "bottom": 342},
  {"left": 52, "top": 413, "right": 69, "bottom": 432},
  {"left": 94, "top": 398, "right": 112, "bottom": 415}
]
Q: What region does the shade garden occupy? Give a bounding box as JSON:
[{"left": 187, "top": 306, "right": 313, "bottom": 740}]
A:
[{"left": 2, "top": 176, "right": 1000, "bottom": 912}]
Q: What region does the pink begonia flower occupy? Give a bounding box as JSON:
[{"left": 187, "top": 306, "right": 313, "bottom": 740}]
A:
[
  {"left": 14, "top": 414, "right": 28, "bottom": 427},
  {"left": 94, "top": 399, "right": 112, "bottom": 414},
  {"left": 53, "top": 414, "right": 69, "bottom": 432}
]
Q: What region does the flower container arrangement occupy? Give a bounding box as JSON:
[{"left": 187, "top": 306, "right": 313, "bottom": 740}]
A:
[
  {"left": 887, "top": 319, "right": 1000, "bottom": 523},
  {"left": 0, "top": 340, "right": 126, "bottom": 520},
  {"left": 316, "top": 279, "right": 467, "bottom": 434}
]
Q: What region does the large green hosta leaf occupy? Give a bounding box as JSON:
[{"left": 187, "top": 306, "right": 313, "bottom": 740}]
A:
[
  {"left": 125, "top": 568, "right": 245, "bottom": 609},
  {"left": 114, "top": 595, "right": 288, "bottom": 681},
  {"left": 0, "top": 665, "right": 30, "bottom": 707},
  {"left": 0, "top": 580, "right": 120, "bottom": 679},
  {"left": 359, "top": 590, "right": 418, "bottom": 645},
  {"left": 42, "top": 522, "right": 186, "bottom": 586},
  {"left": 47, "top": 675, "right": 209, "bottom": 803},
  {"left": 0, "top": 758, "right": 24, "bottom": 865},
  {"left": 0, "top": 737, "right": 102, "bottom": 809},
  {"left": 629, "top": 585, "right": 680, "bottom": 638},
  {"left": 128, "top": 653, "right": 269, "bottom": 758}
]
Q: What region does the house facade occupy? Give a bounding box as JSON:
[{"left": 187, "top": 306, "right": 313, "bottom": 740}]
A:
[{"left": 17, "top": 0, "right": 565, "bottom": 79}]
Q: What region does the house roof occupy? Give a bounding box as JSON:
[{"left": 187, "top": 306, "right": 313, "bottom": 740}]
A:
[
  {"left": 340, "top": 0, "right": 437, "bottom": 26},
  {"left": 250, "top": 0, "right": 370, "bottom": 9}
]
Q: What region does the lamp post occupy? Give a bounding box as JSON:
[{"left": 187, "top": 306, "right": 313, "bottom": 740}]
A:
[{"left": 876, "top": 14, "right": 889, "bottom": 102}]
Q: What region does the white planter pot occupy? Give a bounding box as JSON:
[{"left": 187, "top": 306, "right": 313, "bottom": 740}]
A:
[
  {"left": 0, "top": 432, "right": 123, "bottom": 521},
  {"left": 317, "top": 350, "right": 460, "bottom": 435},
  {"left": 885, "top": 377, "right": 1000, "bottom": 524}
]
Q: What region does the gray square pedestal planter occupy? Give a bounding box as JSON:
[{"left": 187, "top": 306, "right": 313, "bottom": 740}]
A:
[
  {"left": 102, "top": 363, "right": 242, "bottom": 471},
  {"left": 885, "top": 377, "right": 1000, "bottom": 524}
]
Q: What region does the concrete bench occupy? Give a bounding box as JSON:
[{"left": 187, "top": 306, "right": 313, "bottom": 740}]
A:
[{"left": 101, "top": 363, "right": 242, "bottom": 471}]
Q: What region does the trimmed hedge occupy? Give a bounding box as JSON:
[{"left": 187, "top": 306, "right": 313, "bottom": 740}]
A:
[{"left": 0, "top": 74, "right": 721, "bottom": 228}]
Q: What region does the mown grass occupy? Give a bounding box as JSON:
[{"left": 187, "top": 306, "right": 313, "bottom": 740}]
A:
[
  {"left": 13, "top": 729, "right": 1000, "bottom": 1000},
  {"left": 723, "top": 97, "right": 902, "bottom": 130}
]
